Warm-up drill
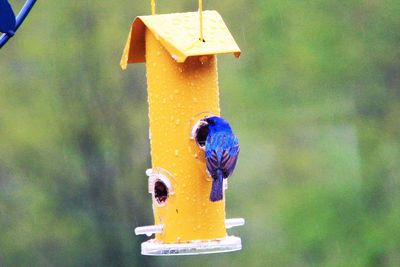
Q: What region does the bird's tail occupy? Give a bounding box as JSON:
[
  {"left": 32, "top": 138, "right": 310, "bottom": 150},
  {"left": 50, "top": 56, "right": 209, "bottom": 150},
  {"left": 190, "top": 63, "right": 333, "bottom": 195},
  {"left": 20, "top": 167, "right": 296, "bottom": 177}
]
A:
[{"left": 210, "top": 170, "right": 223, "bottom": 202}]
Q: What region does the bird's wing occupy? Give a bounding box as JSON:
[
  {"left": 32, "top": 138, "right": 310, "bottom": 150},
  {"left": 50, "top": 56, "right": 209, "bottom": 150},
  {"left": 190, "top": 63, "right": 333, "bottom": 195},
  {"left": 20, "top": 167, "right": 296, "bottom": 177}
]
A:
[
  {"left": 221, "top": 145, "right": 240, "bottom": 178},
  {"left": 206, "top": 150, "right": 219, "bottom": 177}
]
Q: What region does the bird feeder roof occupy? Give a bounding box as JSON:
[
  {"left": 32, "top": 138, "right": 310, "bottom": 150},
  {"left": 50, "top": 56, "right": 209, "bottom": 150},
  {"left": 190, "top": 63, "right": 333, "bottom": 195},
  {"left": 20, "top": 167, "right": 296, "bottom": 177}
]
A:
[{"left": 120, "top": 10, "right": 241, "bottom": 69}]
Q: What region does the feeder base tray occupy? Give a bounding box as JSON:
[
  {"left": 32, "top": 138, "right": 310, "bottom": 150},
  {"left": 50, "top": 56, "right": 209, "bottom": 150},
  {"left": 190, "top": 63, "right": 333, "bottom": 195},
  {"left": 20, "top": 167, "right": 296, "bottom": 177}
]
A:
[{"left": 141, "top": 235, "right": 242, "bottom": 256}]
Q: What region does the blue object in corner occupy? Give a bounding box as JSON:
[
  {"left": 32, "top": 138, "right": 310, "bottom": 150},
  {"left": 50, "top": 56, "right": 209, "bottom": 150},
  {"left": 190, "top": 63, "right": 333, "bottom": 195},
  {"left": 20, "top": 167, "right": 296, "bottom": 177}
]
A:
[
  {"left": 0, "top": 0, "right": 37, "bottom": 48},
  {"left": 0, "top": 0, "right": 16, "bottom": 35}
]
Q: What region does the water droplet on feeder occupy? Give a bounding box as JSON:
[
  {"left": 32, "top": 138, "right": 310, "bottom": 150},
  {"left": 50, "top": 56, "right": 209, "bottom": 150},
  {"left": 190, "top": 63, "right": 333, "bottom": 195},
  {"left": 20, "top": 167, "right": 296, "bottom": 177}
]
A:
[
  {"left": 178, "top": 67, "right": 183, "bottom": 73},
  {"left": 194, "top": 153, "right": 198, "bottom": 159},
  {"left": 175, "top": 150, "right": 179, "bottom": 156},
  {"left": 175, "top": 119, "right": 180, "bottom": 125},
  {"left": 199, "top": 56, "right": 209, "bottom": 65}
]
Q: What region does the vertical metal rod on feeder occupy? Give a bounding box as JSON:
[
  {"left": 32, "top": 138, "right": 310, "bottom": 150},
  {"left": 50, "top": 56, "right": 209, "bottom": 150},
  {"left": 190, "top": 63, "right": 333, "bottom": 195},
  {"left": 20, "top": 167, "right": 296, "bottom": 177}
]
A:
[
  {"left": 199, "top": 0, "right": 204, "bottom": 41},
  {"left": 151, "top": 0, "right": 156, "bottom": 15}
]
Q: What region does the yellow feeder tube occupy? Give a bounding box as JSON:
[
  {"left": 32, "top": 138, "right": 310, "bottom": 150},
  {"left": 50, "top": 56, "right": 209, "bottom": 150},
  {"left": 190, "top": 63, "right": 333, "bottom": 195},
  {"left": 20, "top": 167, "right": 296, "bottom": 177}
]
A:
[{"left": 146, "top": 29, "right": 226, "bottom": 242}]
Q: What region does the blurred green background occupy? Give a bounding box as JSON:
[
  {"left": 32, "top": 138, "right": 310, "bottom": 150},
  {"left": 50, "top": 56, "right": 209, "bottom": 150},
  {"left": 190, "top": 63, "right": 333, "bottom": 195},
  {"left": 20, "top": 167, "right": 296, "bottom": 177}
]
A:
[{"left": 1, "top": 0, "right": 399, "bottom": 266}]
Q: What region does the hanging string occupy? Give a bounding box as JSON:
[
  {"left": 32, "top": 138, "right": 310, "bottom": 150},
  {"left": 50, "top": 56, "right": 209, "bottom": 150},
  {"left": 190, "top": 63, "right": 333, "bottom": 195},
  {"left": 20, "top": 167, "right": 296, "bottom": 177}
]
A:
[
  {"left": 151, "top": 0, "right": 156, "bottom": 15},
  {"left": 199, "top": 0, "right": 204, "bottom": 42}
]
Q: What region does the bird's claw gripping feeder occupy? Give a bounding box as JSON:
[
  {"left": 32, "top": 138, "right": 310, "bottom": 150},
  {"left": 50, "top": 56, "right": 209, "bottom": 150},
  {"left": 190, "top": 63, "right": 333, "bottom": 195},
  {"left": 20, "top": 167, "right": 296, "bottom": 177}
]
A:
[{"left": 120, "top": 0, "right": 244, "bottom": 256}]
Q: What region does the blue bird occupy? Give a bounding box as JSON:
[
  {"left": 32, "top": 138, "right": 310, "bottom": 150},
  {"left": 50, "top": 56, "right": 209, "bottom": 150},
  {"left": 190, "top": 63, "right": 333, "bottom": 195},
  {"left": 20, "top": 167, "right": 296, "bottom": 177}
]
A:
[{"left": 203, "top": 116, "right": 240, "bottom": 202}]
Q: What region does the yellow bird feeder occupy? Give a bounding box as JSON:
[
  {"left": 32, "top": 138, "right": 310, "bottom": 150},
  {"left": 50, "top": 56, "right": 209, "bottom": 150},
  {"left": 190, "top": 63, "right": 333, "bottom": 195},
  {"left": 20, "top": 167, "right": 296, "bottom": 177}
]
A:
[{"left": 120, "top": 2, "right": 244, "bottom": 256}]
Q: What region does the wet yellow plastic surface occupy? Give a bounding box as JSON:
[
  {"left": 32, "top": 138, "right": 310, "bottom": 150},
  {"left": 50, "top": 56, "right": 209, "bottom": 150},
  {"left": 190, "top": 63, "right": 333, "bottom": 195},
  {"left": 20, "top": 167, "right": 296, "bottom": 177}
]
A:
[
  {"left": 146, "top": 29, "right": 226, "bottom": 243},
  {"left": 120, "top": 10, "right": 241, "bottom": 68}
]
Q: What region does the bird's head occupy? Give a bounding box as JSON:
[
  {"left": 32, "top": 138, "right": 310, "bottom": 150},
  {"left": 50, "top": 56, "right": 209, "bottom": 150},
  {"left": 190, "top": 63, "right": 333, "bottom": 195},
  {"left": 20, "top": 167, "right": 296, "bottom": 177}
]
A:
[{"left": 203, "top": 116, "right": 232, "bottom": 133}]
